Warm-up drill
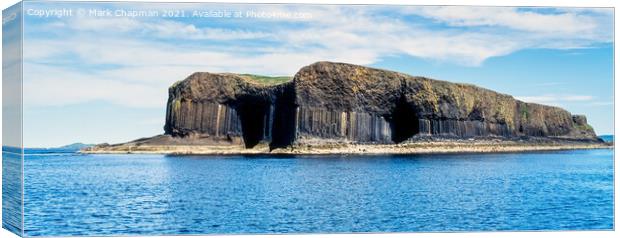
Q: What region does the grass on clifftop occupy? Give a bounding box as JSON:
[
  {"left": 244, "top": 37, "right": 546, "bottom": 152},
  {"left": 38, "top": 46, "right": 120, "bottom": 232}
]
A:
[
  {"left": 240, "top": 74, "right": 292, "bottom": 85},
  {"left": 576, "top": 124, "right": 594, "bottom": 132}
]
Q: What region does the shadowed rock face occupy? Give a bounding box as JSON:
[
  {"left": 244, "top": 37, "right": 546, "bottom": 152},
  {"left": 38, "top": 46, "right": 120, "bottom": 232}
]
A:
[{"left": 164, "top": 61, "right": 600, "bottom": 149}]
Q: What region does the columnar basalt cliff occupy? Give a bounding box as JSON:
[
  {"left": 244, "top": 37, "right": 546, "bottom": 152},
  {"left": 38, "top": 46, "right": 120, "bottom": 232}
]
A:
[
  {"left": 163, "top": 61, "right": 600, "bottom": 149},
  {"left": 163, "top": 72, "right": 297, "bottom": 148}
]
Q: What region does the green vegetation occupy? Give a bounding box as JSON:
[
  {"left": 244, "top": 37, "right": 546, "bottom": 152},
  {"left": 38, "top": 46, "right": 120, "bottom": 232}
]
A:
[
  {"left": 240, "top": 74, "right": 292, "bottom": 85},
  {"left": 173, "top": 99, "right": 181, "bottom": 115},
  {"left": 520, "top": 104, "right": 529, "bottom": 121},
  {"left": 576, "top": 124, "right": 594, "bottom": 132},
  {"left": 169, "top": 80, "right": 182, "bottom": 89}
]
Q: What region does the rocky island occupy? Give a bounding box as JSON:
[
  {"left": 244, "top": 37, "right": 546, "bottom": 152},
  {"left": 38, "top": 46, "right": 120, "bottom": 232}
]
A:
[{"left": 83, "top": 62, "right": 609, "bottom": 155}]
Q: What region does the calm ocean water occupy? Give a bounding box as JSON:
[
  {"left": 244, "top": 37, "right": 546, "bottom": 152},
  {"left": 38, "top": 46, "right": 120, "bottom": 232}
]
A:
[{"left": 17, "top": 149, "right": 614, "bottom": 236}]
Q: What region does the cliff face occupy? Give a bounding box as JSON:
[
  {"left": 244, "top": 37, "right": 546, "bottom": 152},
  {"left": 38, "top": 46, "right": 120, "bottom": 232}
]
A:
[
  {"left": 164, "top": 61, "right": 599, "bottom": 149},
  {"left": 163, "top": 72, "right": 295, "bottom": 148}
]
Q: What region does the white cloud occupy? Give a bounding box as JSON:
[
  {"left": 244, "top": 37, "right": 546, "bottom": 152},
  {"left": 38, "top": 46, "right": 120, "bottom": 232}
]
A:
[
  {"left": 21, "top": 4, "right": 613, "bottom": 108},
  {"left": 63, "top": 17, "right": 272, "bottom": 40},
  {"left": 407, "top": 6, "right": 605, "bottom": 35},
  {"left": 516, "top": 94, "right": 595, "bottom": 106},
  {"left": 403, "top": 6, "right": 612, "bottom": 54}
]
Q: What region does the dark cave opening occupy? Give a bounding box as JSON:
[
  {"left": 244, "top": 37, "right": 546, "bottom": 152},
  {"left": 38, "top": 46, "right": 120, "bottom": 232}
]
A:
[
  {"left": 235, "top": 85, "right": 297, "bottom": 150},
  {"left": 389, "top": 98, "right": 420, "bottom": 143},
  {"left": 269, "top": 104, "right": 297, "bottom": 150},
  {"left": 238, "top": 101, "right": 269, "bottom": 148},
  {"left": 269, "top": 87, "right": 297, "bottom": 150}
]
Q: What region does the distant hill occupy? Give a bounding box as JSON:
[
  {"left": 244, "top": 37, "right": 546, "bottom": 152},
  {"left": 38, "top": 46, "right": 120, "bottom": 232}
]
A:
[
  {"left": 22, "top": 143, "right": 95, "bottom": 154},
  {"left": 55, "top": 143, "right": 95, "bottom": 150}
]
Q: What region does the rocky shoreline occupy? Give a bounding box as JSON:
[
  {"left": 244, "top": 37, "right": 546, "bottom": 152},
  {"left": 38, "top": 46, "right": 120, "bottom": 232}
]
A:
[{"left": 81, "top": 139, "right": 612, "bottom": 155}]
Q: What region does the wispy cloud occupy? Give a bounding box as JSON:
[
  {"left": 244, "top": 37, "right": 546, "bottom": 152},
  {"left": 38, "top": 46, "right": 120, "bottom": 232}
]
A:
[
  {"left": 588, "top": 101, "right": 614, "bottom": 106},
  {"left": 60, "top": 17, "right": 272, "bottom": 40},
  {"left": 515, "top": 94, "right": 596, "bottom": 106},
  {"left": 404, "top": 6, "right": 612, "bottom": 52},
  {"left": 407, "top": 7, "right": 601, "bottom": 34},
  {"left": 22, "top": 3, "right": 613, "bottom": 109}
]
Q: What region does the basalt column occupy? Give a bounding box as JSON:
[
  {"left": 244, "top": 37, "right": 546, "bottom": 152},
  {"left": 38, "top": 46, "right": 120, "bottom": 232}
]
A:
[
  {"left": 164, "top": 98, "right": 243, "bottom": 140},
  {"left": 292, "top": 61, "right": 404, "bottom": 143}
]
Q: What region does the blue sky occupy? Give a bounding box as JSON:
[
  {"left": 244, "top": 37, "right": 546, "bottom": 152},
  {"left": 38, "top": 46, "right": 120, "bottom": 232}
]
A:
[{"left": 17, "top": 2, "right": 613, "bottom": 147}]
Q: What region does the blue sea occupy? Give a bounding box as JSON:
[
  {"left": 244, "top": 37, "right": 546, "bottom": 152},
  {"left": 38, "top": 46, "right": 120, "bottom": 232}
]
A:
[{"left": 9, "top": 149, "right": 616, "bottom": 236}]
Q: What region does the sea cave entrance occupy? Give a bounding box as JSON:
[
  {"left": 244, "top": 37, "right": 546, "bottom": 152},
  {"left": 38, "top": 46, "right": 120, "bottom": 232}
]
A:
[
  {"left": 236, "top": 86, "right": 297, "bottom": 150},
  {"left": 269, "top": 88, "right": 297, "bottom": 150},
  {"left": 389, "top": 98, "right": 420, "bottom": 143},
  {"left": 237, "top": 100, "right": 270, "bottom": 148}
]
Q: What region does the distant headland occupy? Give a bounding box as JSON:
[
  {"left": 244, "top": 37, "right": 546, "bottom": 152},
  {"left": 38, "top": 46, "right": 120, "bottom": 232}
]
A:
[{"left": 83, "top": 61, "right": 610, "bottom": 155}]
